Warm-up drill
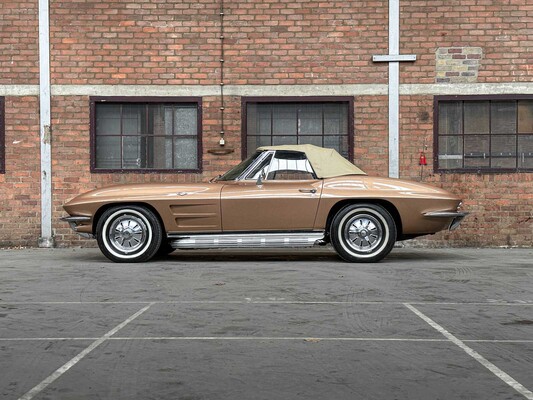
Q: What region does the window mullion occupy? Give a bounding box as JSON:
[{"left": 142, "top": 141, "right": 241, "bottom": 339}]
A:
[
  {"left": 462, "top": 101, "right": 465, "bottom": 169},
  {"left": 120, "top": 104, "right": 124, "bottom": 170}
]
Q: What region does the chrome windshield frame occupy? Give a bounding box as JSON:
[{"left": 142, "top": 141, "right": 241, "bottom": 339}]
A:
[{"left": 236, "top": 150, "right": 276, "bottom": 181}]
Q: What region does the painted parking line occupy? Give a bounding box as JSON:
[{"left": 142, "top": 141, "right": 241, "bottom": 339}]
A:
[
  {"left": 404, "top": 303, "right": 533, "bottom": 400},
  {"left": 17, "top": 303, "right": 154, "bottom": 400},
  {"left": 1, "top": 300, "right": 533, "bottom": 305},
  {"left": 2, "top": 336, "right": 533, "bottom": 343}
]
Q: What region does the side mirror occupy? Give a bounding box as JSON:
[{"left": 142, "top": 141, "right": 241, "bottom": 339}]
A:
[{"left": 256, "top": 170, "right": 266, "bottom": 186}]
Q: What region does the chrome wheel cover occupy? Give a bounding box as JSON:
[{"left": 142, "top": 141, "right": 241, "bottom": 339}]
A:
[
  {"left": 107, "top": 214, "right": 148, "bottom": 254},
  {"left": 343, "top": 214, "right": 383, "bottom": 253}
]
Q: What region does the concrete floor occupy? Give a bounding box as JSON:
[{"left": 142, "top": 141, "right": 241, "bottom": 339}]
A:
[{"left": 1, "top": 247, "right": 532, "bottom": 400}]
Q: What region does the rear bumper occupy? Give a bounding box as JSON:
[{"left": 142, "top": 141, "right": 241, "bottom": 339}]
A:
[
  {"left": 60, "top": 216, "right": 94, "bottom": 239},
  {"left": 423, "top": 211, "right": 469, "bottom": 231}
]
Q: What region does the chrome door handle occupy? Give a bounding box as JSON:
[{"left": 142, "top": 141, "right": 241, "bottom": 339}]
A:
[{"left": 299, "top": 189, "right": 317, "bottom": 194}]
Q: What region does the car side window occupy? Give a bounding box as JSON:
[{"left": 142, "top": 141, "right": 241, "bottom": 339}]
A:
[
  {"left": 244, "top": 153, "right": 273, "bottom": 180},
  {"left": 266, "top": 151, "right": 316, "bottom": 180}
]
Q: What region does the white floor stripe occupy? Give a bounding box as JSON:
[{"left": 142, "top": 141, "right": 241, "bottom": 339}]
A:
[
  {"left": 106, "top": 337, "right": 449, "bottom": 342},
  {"left": 404, "top": 303, "right": 533, "bottom": 400},
  {"left": 17, "top": 303, "right": 153, "bottom": 400},
  {"left": 1, "top": 300, "right": 533, "bottom": 306},
  {"left": 2, "top": 336, "right": 533, "bottom": 343}
]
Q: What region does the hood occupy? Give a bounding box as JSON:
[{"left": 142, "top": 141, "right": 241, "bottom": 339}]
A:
[{"left": 64, "top": 183, "right": 214, "bottom": 207}]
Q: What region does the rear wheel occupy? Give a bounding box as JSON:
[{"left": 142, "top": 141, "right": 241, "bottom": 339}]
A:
[
  {"left": 330, "top": 203, "right": 396, "bottom": 263},
  {"left": 96, "top": 205, "right": 163, "bottom": 263}
]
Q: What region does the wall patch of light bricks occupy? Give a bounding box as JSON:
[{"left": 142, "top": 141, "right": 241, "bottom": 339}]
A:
[{"left": 436, "top": 47, "right": 483, "bottom": 84}]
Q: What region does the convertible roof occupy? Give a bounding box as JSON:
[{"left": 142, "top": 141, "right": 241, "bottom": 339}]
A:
[{"left": 257, "top": 144, "right": 366, "bottom": 178}]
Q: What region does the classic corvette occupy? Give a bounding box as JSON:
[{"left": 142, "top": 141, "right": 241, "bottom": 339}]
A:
[{"left": 62, "top": 144, "right": 468, "bottom": 263}]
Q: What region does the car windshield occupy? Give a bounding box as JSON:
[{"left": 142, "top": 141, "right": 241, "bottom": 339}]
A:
[{"left": 217, "top": 151, "right": 262, "bottom": 181}]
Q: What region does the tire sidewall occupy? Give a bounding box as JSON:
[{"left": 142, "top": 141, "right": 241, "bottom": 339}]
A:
[
  {"left": 97, "top": 206, "right": 162, "bottom": 263},
  {"left": 331, "top": 204, "right": 396, "bottom": 263}
]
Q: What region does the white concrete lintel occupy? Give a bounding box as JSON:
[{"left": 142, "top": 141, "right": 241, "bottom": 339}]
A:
[
  {"left": 50, "top": 84, "right": 390, "bottom": 97},
  {"left": 3, "top": 83, "right": 533, "bottom": 98},
  {"left": 0, "top": 85, "right": 40, "bottom": 96}
]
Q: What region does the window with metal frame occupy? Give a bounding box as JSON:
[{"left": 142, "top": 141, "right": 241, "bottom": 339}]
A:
[
  {"left": 435, "top": 96, "right": 533, "bottom": 172},
  {"left": 90, "top": 97, "right": 202, "bottom": 173},
  {"left": 0, "top": 97, "right": 4, "bottom": 174},
  {"left": 243, "top": 97, "right": 353, "bottom": 161}
]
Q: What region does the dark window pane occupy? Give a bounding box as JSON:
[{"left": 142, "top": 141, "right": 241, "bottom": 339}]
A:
[
  {"left": 324, "top": 103, "right": 348, "bottom": 134},
  {"left": 491, "top": 135, "right": 516, "bottom": 169},
  {"left": 246, "top": 101, "right": 351, "bottom": 160},
  {"left": 518, "top": 100, "right": 533, "bottom": 134},
  {"left": 324, "top": 135, "right": 349, "bottom": 158},
  {"left": 247, "top": 135, "right": 271, "bottom": 157},
  {"left": 438, "top": 102, "right": 462, "bottom": 135},
  {"left": 298, "top": 135, "right": 323, "bottom": 147},
  {"left": 518, "top": 135, "right": 533, "bottom": 169},
  {"left": 272, "top": 135, "right": 298, "bottom": 146},
  {"left": 464, "top": 135, "right": 489, "bottom": 168},
  {"left": 299, "top": 104, "right": 322, "bottom": 135},
  {"left": 94, "top": 101, "right": 199, "bottom": 171},
  {"left": 438, "top": 136, "right": 463, "bottom": 169},
  {"left": 437, "top": 98, "right": 533, "bottom": 171},
  {"left": 122, "top": 104, "right": 144, "bottom": 135},
  {"left": 95, "top": 136, "right": 121, "bottom": 169},
  {"left": 272, "top": 104, "right": 297, "bottom": 135},
  {"left": 173, "top": 138, "right": 198, "bottom": 169},
  {"left": 247, "top": 104, "right": 272, "bottom": 136},
  {"left": 96, "top": 104, "right": 121, "bottom": 135},
  {"left": 491, "top": 101, "right": 516, "bottom": 134},
  {"left": 174, "top": 106, "right": 197, "bottom": 135},
  {"left": 152, "top": 137, "right": 173, "bottom": 169},
  {"left": 122, "top": 136, "right": 141, "bottom": 169},
  {"left": 464, "top": 102, "right": 489, "bottom": 134}
]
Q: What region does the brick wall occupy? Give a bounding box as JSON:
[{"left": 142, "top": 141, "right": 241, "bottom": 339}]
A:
[
  {"left": 0, "top": 97, "right": 41, "bottom": 247},
  {"left": 400, "top": 0, "right": 533, "bottom": 84},
  {"left": 0, "top": 2, "right": 39, "bottom": 85},
  {"left": 0, "top": 0, "right": 532, "bottom": 248}
]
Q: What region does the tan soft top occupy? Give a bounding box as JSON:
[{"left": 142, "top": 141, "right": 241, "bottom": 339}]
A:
[{"left": 257, "top": 144, "right": 366, "bottom": 178}]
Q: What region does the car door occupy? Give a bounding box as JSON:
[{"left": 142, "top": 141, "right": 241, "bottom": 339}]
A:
[{"left": 221, "top": 151, "right": 323, "bottom": 232}]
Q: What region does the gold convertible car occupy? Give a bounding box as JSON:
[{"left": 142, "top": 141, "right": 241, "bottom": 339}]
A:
[{"left": 62, "top": 145, "right": 467, "bottom": 263}]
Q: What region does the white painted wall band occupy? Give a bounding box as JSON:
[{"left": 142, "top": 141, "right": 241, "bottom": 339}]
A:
[{"left": 2, "top": 83, "right": 533, "bottom": 97}]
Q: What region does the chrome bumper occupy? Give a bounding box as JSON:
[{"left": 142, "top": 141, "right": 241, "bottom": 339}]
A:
[
  {"left": 60, "top": 216, "right": 94, "bottom": 238},
  {"left": 423, "top": 211, "right": 469, "bottom": 231}
]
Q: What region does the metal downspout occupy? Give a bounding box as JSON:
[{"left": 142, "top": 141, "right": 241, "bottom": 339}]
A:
[
  {"left": 38, "top": 0, "right": 54, "bottom": 247},
  {"left": 388, "top": 0, "right": 400, "bottom": 179}
]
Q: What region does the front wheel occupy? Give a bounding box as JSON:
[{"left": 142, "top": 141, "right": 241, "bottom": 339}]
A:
[
  {"left": 96, "top": 205, "right": 163, "bottom": 263},
  {"left": 330, "top": 203, "right": 396, "bottom": 263}
]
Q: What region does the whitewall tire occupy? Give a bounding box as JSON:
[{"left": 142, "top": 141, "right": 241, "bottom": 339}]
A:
[
  {"left": 330, "top": 203, "right": 396, "bottom": 263},
  {"left": 96, "top": 205, "right": 163, "bottom": 263}
]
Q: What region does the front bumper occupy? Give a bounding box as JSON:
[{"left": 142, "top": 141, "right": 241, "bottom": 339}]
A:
[
  {"left": 60, "top": 216, "right": 94, "bottom": 238},
  {"left": 423, "top": 211, "right": 469, "bottom": 231}
]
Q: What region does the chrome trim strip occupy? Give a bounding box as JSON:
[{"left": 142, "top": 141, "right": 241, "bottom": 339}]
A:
[
  {"left": 424, "top": 211, "right": 469, "bottom": 218},
  {"left": 423, "top": 211, "right": 469, "bottom": 231},
  {"left": 60, "top": 216, "right": 91, "bottom": 222},
  {"left": 61, "top": 216, "right": 94, "bottom": 239},
  {"left": 237, "top": 150, "right": 274, "bottom": 181},
  {"left": 170, "top": 232, "right": 325, "bottom": 250}
]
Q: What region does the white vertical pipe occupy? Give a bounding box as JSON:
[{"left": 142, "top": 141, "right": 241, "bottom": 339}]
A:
[
  {"left": 388, "top": 0, "right": 400, "bottom": 179},
  {"left": 38, "top": 0, "right": 54, "bottom": 247}
]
